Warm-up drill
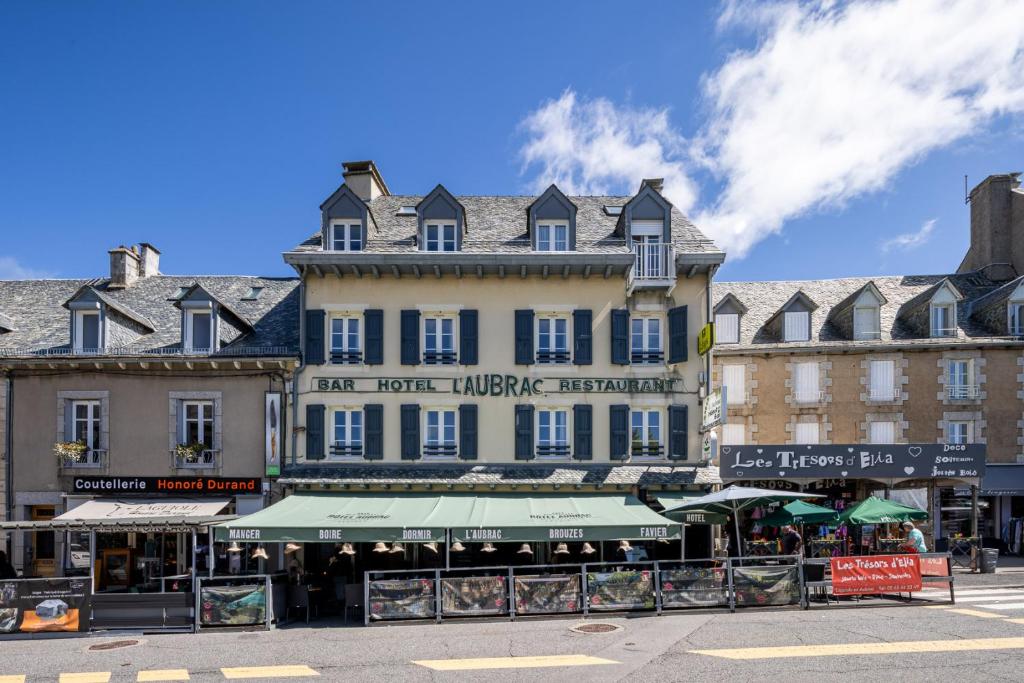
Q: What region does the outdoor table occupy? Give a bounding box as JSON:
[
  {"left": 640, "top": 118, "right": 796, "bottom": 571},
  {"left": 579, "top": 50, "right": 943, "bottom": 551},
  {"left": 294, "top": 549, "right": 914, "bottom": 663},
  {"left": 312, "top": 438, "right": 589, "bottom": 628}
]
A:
[
  {"left": 809, "top": 539, "right": 845, "bottom": 559},
  {"left": 876, "top": 538, "right": 905, "bottom": 554},
  {"left": 949, "top": 536, "right": 982, "bottom": 570}
]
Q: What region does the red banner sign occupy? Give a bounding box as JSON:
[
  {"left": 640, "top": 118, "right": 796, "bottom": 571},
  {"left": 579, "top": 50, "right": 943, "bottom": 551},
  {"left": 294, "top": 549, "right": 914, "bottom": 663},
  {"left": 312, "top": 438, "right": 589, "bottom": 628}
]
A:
[{"left": 830, "top": 554, "right": 922, "bottom": 595}]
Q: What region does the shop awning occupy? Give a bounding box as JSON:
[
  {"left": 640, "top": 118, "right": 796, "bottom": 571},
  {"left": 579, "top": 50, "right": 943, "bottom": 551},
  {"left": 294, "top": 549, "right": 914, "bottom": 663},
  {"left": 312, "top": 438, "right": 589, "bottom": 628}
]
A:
[
  {"left": 979, "top": 464, "right": 1024, "bottom": 496},
  {"left": 451, "top": 494, "right": 680, "bottom": 542},
  {"left": 0, "top": 499, "right": 233, "bottom": 533},
  {"left": 214, "top": 493, "right": 680, "bottom": 544},
  {"left": 653, "top": 492, "right": 728, "bottom": 525}
]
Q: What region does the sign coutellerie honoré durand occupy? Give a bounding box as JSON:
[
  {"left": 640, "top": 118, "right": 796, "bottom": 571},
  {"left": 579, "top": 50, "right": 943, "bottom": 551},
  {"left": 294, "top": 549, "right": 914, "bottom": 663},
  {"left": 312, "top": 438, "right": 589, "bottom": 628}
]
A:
[{"left": 315, "top": 374, "right": 683, "bottom": 396}]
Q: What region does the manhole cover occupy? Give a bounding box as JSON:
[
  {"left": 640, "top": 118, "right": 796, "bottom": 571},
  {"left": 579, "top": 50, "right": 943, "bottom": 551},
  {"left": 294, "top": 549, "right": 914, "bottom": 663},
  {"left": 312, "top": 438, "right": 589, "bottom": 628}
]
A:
[
  {"left": 88, "top": 640, "right": 139, "bottom": 651},
  {"left": 571, "top": 623, "right": 622, "bottom": 634}
]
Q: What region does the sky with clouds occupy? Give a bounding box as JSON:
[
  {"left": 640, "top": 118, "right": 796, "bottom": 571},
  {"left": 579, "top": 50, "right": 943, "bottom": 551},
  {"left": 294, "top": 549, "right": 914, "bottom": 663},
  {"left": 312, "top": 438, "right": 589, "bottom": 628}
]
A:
[{"left": 2, "top": 0, "right": 1023, "bottom": 282}]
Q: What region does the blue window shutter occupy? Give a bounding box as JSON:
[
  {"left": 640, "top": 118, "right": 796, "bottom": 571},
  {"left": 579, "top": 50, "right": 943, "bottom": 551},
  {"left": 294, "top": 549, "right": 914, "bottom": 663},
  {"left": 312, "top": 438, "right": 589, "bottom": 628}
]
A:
[
  {"left": 400, "top": 310, "right": 420, "bottom": 365},
  {"left": 364, "top": 404, "right": 383, "bottom": 460},
  {"left": 400, "top": 404, "right": 420, "bottom": 460},
  {"left": 305, "top": 404, "right": 325, "bottom": 461},
  {"left": 364, "top": 310, "right": 383, "bottom": 365},
  {"left": 669, "top": 404, "right": 688, "bottom": 460},
  {"left": 459, "top": 404, "right": 478, "bottom": 460},
  {"left": 668, "top": 305, "right": 688, "bottom": 364},
  {"left": 515, "top": 405, "right": 535, "bottom": 460},
  {"left": 610, "top": 309, "right": 630, "bottom": 365},
  {"left": 304, "top": 309, "right": 325, "bottom": 366},
  {"left": 609, "top": 404, "right": 629, "bottom": 461},
  {"left": 64, "top": 400, "right": 74, "bottom": 441},
  {"left": 459, "top": 309, "right": 478, "bottom": 365},
  {"left": 573, "top": 309, "right": 592, "bottom": 365},
  {"left": 573, "top": 404, "right": 593, "bottom": 460},
  {"left": 515, "top": 310, "right": 534, "bottom": 365}
]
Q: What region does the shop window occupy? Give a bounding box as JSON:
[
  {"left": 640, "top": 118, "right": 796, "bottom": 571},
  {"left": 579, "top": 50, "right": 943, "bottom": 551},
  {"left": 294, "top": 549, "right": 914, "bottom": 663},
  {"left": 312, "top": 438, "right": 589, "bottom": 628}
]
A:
[
  {"left": 423, "top": 315, "right": 457, "bottom": 365},
  {"left": 423, "top": 408, "right": 457, "bottom": 459},
  {"left": 630, "top": 409, "right": 663, "bottom": 459},
  {"left": 536, "top": 314, "right": 570, "bottom": 364},
  {"left": 722, "top": 364, "right": 746, "bottom": 406},
  {"left": 330, "top": 315, "right": 361, "bottom": 364},
  {"left": 630, "top": 317, "right": 663, "bottom": 364},
  {"left": 330, "top": 408, "right": 363, "bottom": 458},
  {"left": 536, "top": 408, "right": 570, "bottom": 459},
  {"left": 794, "top": 422, "right": 819, "bottom": 445}
]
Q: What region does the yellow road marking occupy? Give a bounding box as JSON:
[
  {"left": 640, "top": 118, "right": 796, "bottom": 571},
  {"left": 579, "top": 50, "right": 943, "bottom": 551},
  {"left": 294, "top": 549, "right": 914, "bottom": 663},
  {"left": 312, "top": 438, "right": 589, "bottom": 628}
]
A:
[
  {"left": 691, "top": 637, "right": 1024, "bottom": 660},
  {"left": 948, "top": 608, "right": 1006, "bottom": 619},
  {"left": 413, "top": 655, "right": 619, "bottom": 671},
  {"left": 220, "top": 665, "right": 319, "bottom": 679},
  {"left": 0, "top": 676, "right": 26, "bottom": 683},
  {"left": 60, "top": 674, "right": 111, "bottom": 683},
  {"left": 1005, "top": 618, "right": 1024, "bottom": 624},
  {"left": 137, "top": 670, "right": 190, "bottom": 681}
]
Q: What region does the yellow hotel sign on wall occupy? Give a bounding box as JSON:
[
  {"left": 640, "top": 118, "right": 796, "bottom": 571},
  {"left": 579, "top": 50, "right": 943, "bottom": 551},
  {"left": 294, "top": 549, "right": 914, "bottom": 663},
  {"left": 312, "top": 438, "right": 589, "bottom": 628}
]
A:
[{"left": 697, "top": 323, "right": 714, "bottom": 356}]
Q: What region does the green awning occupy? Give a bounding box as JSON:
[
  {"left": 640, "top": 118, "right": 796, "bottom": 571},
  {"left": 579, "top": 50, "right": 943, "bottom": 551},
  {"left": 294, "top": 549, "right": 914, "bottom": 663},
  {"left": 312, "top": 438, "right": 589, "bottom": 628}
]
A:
[
  {"left": 761, "top": 500, "right": 839, "bottom": 527},
  {"left": 214, "top": 493, "right": 680, "bottom": 544},
  {"left": 451, "top": 494, "right": 680, "bottom": 542},
  {"left": 838, "top": 496, "right": 929, "bottom": 525},
  {"left": 654, "top": 493, "right": 727, "bottom": 525}
]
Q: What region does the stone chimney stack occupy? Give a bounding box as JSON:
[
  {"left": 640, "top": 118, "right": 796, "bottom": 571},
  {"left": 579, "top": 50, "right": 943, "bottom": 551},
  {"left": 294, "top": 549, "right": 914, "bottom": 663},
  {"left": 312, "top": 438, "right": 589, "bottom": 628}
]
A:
[
  {"left": 641, "top": 178, "right": 665, "bottom": 193},
  {"left": 959, "top": 173, "right": 1024, "bottom": 281},
  {"left": 341, "top": 160, "right": 390, "bottom": 201},
  {"left": 108, "top": 245, "right": 141, "bottom": 289},
  {"left": 139, "top": 243, "right": 161, "bottom": 277}
]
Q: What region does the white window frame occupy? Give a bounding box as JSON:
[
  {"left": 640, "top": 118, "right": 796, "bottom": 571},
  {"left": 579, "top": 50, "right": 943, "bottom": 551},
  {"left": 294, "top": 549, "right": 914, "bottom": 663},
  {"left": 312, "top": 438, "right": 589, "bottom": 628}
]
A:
[
  {"left": 535, "top": 313, "right": 571, "bottom": 364},
  {"left": 184, "top": 309, "right": 214, "bottom": 353},
  {"left": 329, "top": 219, "right": 362, "bottom": 251},
  {"left": 930, "top": 303, "right": 956, "bottom": 337},
  {"left": 180, "top": 400, "right": 214, "bottom": 449},
  {"left": 422, "top": 314, "right": 458, "bottom": 365},
  {"left": 853, "top": 306, "right": 880, "bottom": 340},
  {"left": 793, "top": 361, "right": 821, "bottom": 404},
  {"left": 424, "top": 222, "right": 457, "bottom": 252},
  {"left": 783, "top": 310, "right": 810, "bottom": 342},
  {"left": 73, "top": 310, "right": 102, "bottom": 353},
  {"left": 946, "top": 421, "right": 971, "bottom": 445},
  {"left": 330, "top": 407, "right": 364, "bottom": 459},
  {"left": 70, "top": 400, "right": 101, "bottom": 451},
  {"left": 536, "top": 222, "right": 570, "bottom": 252},
  {"left": 868, "top": 359, "right": 896, "bottom": 402},
  {"left": 329, "top": 314, "right": 362, "bottom": 364},
  {"left": 630, "top": 316, "right": 663, "bottom": 364},
  {"left": 722, "top": 364, "right": 746, "bottom": 406},
  {"left": 1010, "top": 302, "right": 1024, "bottom": 336},
  {"left": 423, "top": 407, "right": 458, "bottom": 459},
  {"left": 630, "top": 408, "right": 664, "bottom": 460},
  {"left": 721, "top": 422, "right": 745, "bottom": 446},
  {"left": 946, "top": 358, "right": 978, "bottom": 399},
  {"left": 715, "top": 313, "right": 739, "bottom": 344},
  {"left": 868, "top": 421, "right": 896, "bottom": 444},
  {"left": 536, "top": 408, "right": 570, "bottom": 459},
  {"left": 794, "top": 422, "right": 819, "bottom": 445}
]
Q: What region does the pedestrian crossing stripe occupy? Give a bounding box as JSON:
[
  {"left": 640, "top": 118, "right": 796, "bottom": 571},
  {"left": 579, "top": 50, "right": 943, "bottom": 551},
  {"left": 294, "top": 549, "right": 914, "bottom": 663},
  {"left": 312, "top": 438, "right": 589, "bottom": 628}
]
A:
[
  {"left": 0, "top": 676, "right": 26, "bottom": 683},
  {"left": 690, "top": 637, "right": 1024, "bottom": 660},
  {"left": 59, "top": 674, "right": 111, "bottom": 683},
  {"left": 220, "top": 665, "right": 319, "bottom": 679},
  {"left": 137, "top": 670, "right": 190, "bottom": 681}
]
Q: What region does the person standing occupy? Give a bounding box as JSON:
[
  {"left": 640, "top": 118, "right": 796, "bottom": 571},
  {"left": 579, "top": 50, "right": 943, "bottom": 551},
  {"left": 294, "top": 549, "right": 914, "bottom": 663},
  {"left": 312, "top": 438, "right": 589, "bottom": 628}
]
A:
[
  {"left": 781, "top": 525, "right": 803, "bottom": 556},
  {"left": 903, "top": 522, "right": 927, "bottom": 553}
]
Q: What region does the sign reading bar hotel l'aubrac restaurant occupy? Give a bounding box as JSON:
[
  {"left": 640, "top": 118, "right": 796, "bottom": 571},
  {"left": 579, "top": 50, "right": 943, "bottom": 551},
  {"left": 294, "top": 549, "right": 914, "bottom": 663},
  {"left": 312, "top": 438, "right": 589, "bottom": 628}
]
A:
[{"left": 315, "top": 374, "right": 684, "bottom": 396}]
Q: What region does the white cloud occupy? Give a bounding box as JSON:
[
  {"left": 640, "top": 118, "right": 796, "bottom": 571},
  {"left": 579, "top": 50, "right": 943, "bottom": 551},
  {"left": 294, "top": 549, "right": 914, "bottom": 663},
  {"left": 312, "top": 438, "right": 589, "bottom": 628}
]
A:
[
  {"left": 518, "top": 90, "right": 698, "bottom": 211},
  {"left": 880, "top": 219, "right": 936, "bottom": 254},
  {"left": 518, "top": 0, "right": 1024, "bottom": 259},
  {"left": 0, "top": 256, "right": 53, "bottom": 280}
]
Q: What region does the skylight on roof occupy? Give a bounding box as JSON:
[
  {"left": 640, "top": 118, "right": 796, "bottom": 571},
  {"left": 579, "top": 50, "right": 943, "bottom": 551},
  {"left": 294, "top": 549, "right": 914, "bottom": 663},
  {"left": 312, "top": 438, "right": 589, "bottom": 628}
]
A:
[
  {"left": 603, "top": 205, "right": 624, "bottom": 216},
  {"left": 242, "top": 286, "right": 264, "bottom": 301},
  {"left": 397, "top": 206, "right": 417, "bottom": 216}
]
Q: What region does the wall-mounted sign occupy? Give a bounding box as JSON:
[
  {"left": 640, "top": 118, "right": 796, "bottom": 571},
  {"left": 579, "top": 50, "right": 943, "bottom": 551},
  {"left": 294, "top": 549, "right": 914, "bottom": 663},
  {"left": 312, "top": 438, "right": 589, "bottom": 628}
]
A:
[
  {"left": 314, "top": 375, "right": 684, "bottom": 396},
  {"left": 701, "top": 388, "right": 725, "bottom": 431},
  {"left": 265, "top": 392, "right": 282, "bottom": 477},
  {"left": 697, "top": 323, "right": 714, "bottom": 356},
  {"left": 72, "top": 476, "right": 262, "bottom": 495},
  {"left": 720, "top": 444, "right": 985, "bottom": 482}
]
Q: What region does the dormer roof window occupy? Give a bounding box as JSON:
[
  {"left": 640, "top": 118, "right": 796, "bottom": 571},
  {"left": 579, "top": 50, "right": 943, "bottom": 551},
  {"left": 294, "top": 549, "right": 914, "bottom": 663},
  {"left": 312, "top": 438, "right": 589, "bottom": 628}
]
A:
[
  {"left": 319, "top": 184, "right": 369, "bottom": 253},
  {"left": 73, "top": 309, "right": 102, "bottom": 353},
  {"left": 63, "top": 285, "right": 154, "bottom": 354},
  {"left": 713, "top": 294, "right": 748, "bottom": 345},
  {"left": 618, "top": 182, "right": 672, "bottom": 243},
  {"left": 417, "top": 184, "right": 465, "bottom": 252},
  {"left": 763, "top": 291, "right": 817, "bottom": 343},
  {"left": 850, "top": 283, "right": 886, "bottom": 341},
  {"left": 329, "top": 219, "right": 363, "bottom": 252},
  {"left": 173, "top": 283, "right": 255, "bottom": 354},
  {"left": 528, "top": 185, "right": 577, "bottom": 252},
  {"left": 929, "top": 280, "right": 962, "bottom": 338}
]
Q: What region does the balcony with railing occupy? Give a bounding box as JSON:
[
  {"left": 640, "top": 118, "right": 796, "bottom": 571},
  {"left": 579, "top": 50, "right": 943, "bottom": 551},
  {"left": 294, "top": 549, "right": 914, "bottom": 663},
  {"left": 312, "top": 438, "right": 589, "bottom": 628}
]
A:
[
  {"left": 535, "top": 443, "right": 571, "bottom": 460},
  {"left": 630, "top": 350, "right": 665, "bottom": 365},
  {"left": 794, "top": 389, "right": 826, "bottom": 405},
  {"left": 629, "top": 443, "right": 665, "bottom": 460},
  {"left": 535, "top": 349, "right": 571, "bottom": 365},
  {"left": 628, "top": 243, "right": 675, "bottom": 292},
  {"left": 171, "top": 446, "right": 221, "bottom": 470},
  {"left": 330, "top": 349, "right": 362, "bottom": 365},
  {"left": 329, "top": 442, "right": 364, "bottom": 460},
  {"left": 422, "top": 443, "right": 458, "bottom": 460},
  {"left": 422, "top": 350, "right": 458, "bottom": 366},
  {"left": 947, "top": 384, "right": 981, "bottom": 400},
  {"left": 58, "top": 448, "right": 108, "bottom": 470},
  {"left": 868, "top": 385, "right": 900, "bottom": 402}
]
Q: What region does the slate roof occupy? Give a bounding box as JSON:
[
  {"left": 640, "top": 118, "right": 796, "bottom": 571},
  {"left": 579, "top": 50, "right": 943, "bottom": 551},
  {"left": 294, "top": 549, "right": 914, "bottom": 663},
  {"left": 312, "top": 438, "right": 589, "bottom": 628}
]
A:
[
  {"left": 290, "top": 195, "right": 721, "bottom": 256},
  {"left": 713, "top": 271, "right": 1017, "bottom": 350},
  {"left": 280, "top": 464, "right": 722, "bottom": 488},
  {"left": 0, "top": 274, "right": 300, "bottom": 357}
]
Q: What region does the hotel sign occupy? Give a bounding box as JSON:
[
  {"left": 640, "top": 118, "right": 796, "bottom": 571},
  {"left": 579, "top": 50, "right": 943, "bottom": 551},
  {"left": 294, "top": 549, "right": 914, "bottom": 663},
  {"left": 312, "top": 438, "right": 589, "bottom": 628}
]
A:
[{"left": 314, "top": 374, "right": 683, "bottom": 396}]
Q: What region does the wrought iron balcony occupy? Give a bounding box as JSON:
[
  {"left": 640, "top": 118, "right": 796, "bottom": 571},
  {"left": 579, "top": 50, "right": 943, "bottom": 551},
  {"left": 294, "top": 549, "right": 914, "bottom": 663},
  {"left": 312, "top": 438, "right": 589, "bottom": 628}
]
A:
[
  {"left": 947, "top": 384, "right": 981, "bottom": 400},
  {"left": 330, "top": 350, "right": 362, "bottom": 365},
  {"left": 171, "top": 448, "right": 220, "bottom": 470},
  {"left": 628, "top": 243, "right": 675, "bottom": 292},
  {"left": 422, "top": 443, "right": 458, "bottom": 459},
  {"left": 630, "top": 350, "right": 665, "bottom": 364},
  {"left": 59, "top": 449, "right": 107, "bottom": 469},
  {"left": 868, "top": 385, "right": 899, "bottom": 402},
  {"left": 422, "top": 350, "right": 458, "bottom": 366},
  {"left": 535, "top": 349, "right": 571, "bottom": 364},
  {"left": 630, "top": 443, "right": 665, "bottom": 459},
  {"left": 329, "top": 443, "right": 364, "bottom": 459},
  {"left": 794, "top": 390, "right": 826, "bottom": 404},
  {"left": 535, "top": 443, "right": 571, "bottom": 459}
]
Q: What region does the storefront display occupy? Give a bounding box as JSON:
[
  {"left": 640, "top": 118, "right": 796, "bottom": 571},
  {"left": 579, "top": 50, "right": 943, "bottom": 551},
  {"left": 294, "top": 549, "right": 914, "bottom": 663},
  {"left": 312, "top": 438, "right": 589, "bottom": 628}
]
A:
[
  {"left": 659, "top": 566, "right": 728, "bottom": 608},
  {"left": 199, "top": 584, "right": 267, "bottom": 626},
  {"left": 368, "top": 578, "right": 435, "bottom": 621},
  {"left": 514, "top": 574, "right": 580, "bottom": 615},
  {"left": 440, "top": 576, "right": 507, "bottom": 616},
  {"left": 586, "top": 570, "right": 655, "bottom": 611},
  {"left": 732, "top": 566, "right": 800, "bottom": 607},
  {"left": 0, "top": 578, "right": 90, "bottom": 633}
]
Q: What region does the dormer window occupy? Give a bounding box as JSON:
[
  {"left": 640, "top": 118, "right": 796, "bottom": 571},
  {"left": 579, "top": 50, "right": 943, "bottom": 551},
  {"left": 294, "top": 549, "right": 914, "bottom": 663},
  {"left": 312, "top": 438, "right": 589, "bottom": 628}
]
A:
[
  {"left": 329, "top": 220, "right": 362, "bottom": 251},
  {"left": 424, "top": 223, "right": 457, "bottom": 252},
  {"left": 930, "top": 303, "right": 955, "bottom": 337},
  {"left": 184, "top": 310, "right": 214, "bottom": 353},
  {"left": 73, "top": 310, "right": 102, "bottom": 353},
  {"left": 783, "top": 311, "right": 810, "bottom": 342},
  {"left": 715, "top": 313, "right": 739, "bottom": 344},
  {"left": 536, "top": 223, "right": 569, "bottom": 252},
  {"left": 1010, "top": 302, "right": 1024, "bottom": 336},
  {"left": 853, "top": 306, "right": 880, "bottom": 340}
]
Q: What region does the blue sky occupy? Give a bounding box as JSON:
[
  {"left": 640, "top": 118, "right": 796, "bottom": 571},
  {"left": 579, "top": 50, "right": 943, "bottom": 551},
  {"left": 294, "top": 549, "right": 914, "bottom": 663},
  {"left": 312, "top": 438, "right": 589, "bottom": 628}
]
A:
[{"left": 1, "top": 1, "right": 1023, "bottom": 282}]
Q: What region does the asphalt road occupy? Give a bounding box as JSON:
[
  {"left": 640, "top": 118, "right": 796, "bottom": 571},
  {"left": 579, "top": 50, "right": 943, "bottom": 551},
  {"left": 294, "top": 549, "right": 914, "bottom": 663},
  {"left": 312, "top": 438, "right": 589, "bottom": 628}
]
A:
[{"left": 7, "top": 591, "right": 1024, "bottom": 682}]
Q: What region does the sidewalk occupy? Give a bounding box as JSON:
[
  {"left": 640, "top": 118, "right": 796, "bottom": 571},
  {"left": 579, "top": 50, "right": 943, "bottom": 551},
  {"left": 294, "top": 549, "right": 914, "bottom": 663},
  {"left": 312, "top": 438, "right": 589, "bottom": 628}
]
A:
[{"left": 952, "top": 553, "right": 1024, "bottom": 587}]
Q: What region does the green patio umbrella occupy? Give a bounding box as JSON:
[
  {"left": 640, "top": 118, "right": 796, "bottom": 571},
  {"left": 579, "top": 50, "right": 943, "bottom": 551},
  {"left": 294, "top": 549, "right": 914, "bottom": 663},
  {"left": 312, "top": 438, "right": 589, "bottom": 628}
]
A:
[
  {"left": 761, "top": 500, "right": 839, "bottom": 527},
  {"left": 838, "top": 496, "right": 928, "bottom": 525}
]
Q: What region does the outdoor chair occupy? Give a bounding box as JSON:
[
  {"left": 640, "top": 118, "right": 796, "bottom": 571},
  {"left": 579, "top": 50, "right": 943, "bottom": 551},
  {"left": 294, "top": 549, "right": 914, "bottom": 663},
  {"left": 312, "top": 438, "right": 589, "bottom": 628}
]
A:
[
  {"left": 287, "top": 584, "right": 317, "bottom": 624},
  {"left": 343, "top": 583, "right": 363, "bottom": 624}
]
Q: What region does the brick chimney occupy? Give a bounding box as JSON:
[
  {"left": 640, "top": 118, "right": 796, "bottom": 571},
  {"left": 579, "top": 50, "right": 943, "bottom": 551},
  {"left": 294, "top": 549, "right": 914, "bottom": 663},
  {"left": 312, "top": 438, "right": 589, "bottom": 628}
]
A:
[
  {"left": 342, "top": 160, "right": 390, "bottom": 201},
  {"left": 139, "top": 242, "right": 161, "bottom": 277},
  {"left": 108, "top": 245, "right": 141, "bottom": 289},
  {"left": 959, "top": 173, "right": 1024, "bottom": 281}
]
